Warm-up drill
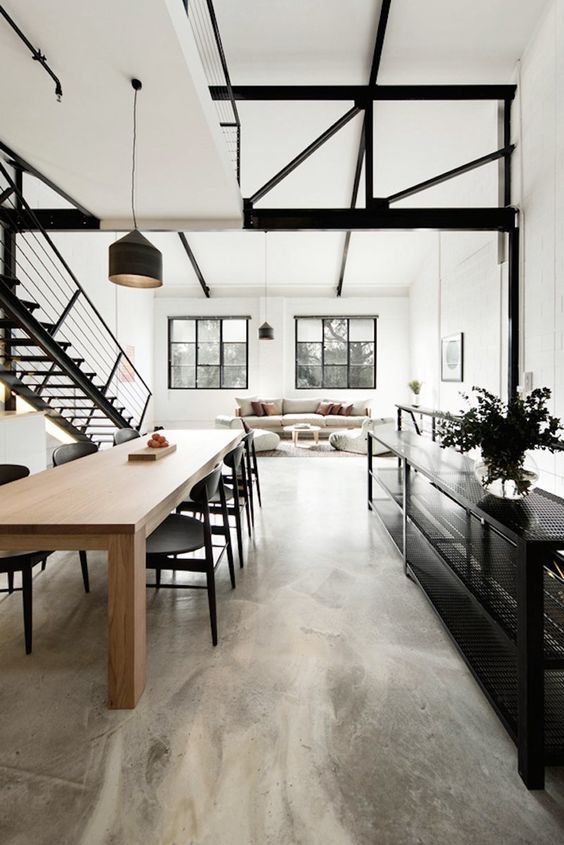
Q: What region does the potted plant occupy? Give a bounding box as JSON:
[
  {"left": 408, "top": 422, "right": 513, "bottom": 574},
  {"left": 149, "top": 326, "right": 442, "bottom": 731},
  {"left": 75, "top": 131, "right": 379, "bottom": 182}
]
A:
[
  {"left": 438, "top": 386, "right": 562, "bottom": 499},
  {"left": 408, "top": 379, "right": 422, "bottom": 407}
]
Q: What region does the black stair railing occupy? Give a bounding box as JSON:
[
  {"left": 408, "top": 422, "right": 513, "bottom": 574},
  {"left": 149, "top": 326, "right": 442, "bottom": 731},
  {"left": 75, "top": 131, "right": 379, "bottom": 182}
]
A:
[
  {"left": 0, "top": 162, "right": 151, "bottom": 439},
  {"left": 184, "top": 0, "right": 241, "bottom": 183}
]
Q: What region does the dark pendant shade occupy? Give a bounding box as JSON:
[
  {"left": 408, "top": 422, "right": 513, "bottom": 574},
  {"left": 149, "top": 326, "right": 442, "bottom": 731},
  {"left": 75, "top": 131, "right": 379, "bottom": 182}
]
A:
[
  {"left": 109, "top": 230, "right": 163, "bottom": 289},
  {"left": 258, "top": 321, "right": 274, "bottom": 340}
]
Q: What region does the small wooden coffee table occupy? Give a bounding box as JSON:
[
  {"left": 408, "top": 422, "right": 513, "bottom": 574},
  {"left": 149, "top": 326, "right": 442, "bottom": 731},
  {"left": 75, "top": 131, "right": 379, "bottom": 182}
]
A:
[{"left": 283, "top": 424, "right": 321, "bottom": 447}]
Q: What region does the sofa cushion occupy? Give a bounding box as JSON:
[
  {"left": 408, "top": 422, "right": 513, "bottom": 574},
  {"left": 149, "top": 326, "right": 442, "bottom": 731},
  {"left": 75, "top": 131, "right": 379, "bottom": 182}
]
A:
[
  {"left": 352, "top": 398, "right": 371, "bottom": 416},
  {"left": 284, "top": 397, "right": 321, "bottom": 413},
  {"left": 326, "top": 415, "right": 367, "bottom": 428},
  {"left": 262, "top": 402, "right": 280, "bottom": 416},
  {"left": 251, "top": 400, "right": 265, "bottom": 417},
  {"left": 242, "top": 415, "right": 283, "bottom": 428},
  {"left": 259, "top": 398, "right": 283, "bottom": 415},
  {"left": 329, "top": 403, "right": 342, "bottom": 415},
  {"left": 317, "top": 401, "right": 333, "bottom": 416},
  {"left": 341, "top": 402, "right": 353, "bottom": 416},
  {"left": 282, "top": 413, "right": 326, "bottom": 427},
  {"left": 235, "top": 395, "right": 257, "bottom": 416}
]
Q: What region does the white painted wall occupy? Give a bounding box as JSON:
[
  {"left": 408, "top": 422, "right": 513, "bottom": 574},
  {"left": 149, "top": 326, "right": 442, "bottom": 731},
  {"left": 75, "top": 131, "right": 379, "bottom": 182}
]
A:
[
  {"left": 154, "top": 293, "right": 409, "bottom": 427},
  {"left": 513, "top": 0, "right": 564, "bottom": 494}
]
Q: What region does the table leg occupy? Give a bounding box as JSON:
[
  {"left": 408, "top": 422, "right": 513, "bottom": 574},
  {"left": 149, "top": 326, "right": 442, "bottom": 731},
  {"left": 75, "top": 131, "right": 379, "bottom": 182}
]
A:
[
  {"left": 292, "top": 431, "right": 297, "bottom": 447},
  {"left": 314, "top": 431, "right": 319, "bottom": 444},
  {"left": 107, "top": 528, "right": 146, "bottom": 709}
]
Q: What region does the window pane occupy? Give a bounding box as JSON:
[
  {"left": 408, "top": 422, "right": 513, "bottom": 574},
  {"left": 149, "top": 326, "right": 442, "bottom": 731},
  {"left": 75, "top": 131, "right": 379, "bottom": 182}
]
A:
[
  {"left": 349, "top": 341, "right": 374, "bottom": 366},
  {"left": 349, "top": 365, "right": 374, "bottom": 388},
  {"left": 323, "top": 365, "right": 348, "bottom": 388},
  {"left": 324, "top": 340, "right": 347, "bottom": 364},
  {"left": 349, "top": 319, "right": 375, "bottom": 341},
  {"left": 171, "top": 366, "right": 195, "bottom": 388},
  {"left": 171, "top": 343, "right": 195, "bottom": 368},
  {"left": 223, "top": 342, "right": 245, "bottom": 366},
  {"left": 198, "top": 319, "right": 220, "bottom": 342},
  {"left": 171, "top": 319, "right": 195, "bottom": 342},
  {"left": 324, "top": 319, "right": 347, "bottom": 341},
  {"left": 297, "top": 365, "right": 322, "bottom": 388},
  {"left": 197, "top": 366, "right": 220, "bottom": 388},
  {"left": 222, "top": 366, "right": 247, "bottom": 388},
  {"left": 297, "top": 342, "right": 321, "bottom": 365},
  {"left": 222, "top": 319, "right": 246, "bottom": 342},
  {"left": 297, "top": 318, "right": 322, "bottom": 342},
  {"left": 198, "top": 342, "right": 220, "bottom": 365}
]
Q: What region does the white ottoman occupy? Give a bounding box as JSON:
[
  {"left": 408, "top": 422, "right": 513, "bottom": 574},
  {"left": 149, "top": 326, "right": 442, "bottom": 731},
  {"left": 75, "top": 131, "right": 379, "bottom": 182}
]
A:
[
  {"left": 329, "top": 419, "right": 394, "bottom": 455},
  {"left": 253, "top": 429, "right": 281, "bottom": 452}
]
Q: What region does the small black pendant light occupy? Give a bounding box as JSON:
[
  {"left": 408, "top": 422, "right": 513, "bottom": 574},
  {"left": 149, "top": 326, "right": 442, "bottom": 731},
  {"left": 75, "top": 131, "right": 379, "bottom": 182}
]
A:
[
  {"left": 109, "top": 79, "right": 163, "bottom": 289},
  {"left": 258, "top": 231, "right": 274, "bottom": 340}
]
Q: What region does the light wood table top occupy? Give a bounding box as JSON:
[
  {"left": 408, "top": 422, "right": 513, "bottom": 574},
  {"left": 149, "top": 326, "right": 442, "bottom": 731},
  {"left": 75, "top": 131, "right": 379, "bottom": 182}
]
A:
[
  {"left": 0, "top": 428, "right": 242, "bottom": 709},
  {"left": 0, "top": 429, "right": 241, "bottom": 538}
]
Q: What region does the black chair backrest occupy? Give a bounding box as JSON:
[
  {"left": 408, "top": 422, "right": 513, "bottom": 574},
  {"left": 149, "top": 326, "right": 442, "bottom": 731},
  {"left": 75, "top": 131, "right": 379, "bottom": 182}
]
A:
[
  {"left": 52, "top": 441, "right": 98, "bottom": 467},
  {"left": 114, "top": 428, "right": 141, "bottom": 446},
  {"left": 0, "top": 464, "right": 30, "bottom": 486},
  {"left": 242, "top": 431, "right": 255, "bottom": 447},
  {"left": 223, "top": 442, "right": 244, "bottom": 471},
  {"left": 189, "top": 465, "right": 222, "bottom": 506}
]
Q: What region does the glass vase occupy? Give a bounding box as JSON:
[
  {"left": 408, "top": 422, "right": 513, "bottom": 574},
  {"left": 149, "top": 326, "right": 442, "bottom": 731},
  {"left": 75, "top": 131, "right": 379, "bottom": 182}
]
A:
[{"left": 474, "top": 454, "right": 539, "bottom": 500}]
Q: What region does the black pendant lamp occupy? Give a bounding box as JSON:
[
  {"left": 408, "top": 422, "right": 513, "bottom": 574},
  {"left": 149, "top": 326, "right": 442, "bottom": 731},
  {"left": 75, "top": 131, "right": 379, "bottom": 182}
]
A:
[
  {"left": 109, "top": 79, "right": 162, "bottom": 289},
  {"left": 258, "top": 232, "right": 274, "bottom": 340}
]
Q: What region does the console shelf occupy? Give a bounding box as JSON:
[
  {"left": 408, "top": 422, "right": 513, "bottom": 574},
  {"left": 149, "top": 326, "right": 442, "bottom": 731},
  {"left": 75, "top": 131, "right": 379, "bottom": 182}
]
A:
[{"left": 368, "top": 430, "right": 564, "bottom": 789}]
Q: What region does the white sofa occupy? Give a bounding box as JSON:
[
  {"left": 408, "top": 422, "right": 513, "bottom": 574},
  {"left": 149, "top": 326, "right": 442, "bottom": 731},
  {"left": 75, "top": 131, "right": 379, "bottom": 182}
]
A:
[{"left": 215, "top": 396, "right": 372, "bottom": 435}]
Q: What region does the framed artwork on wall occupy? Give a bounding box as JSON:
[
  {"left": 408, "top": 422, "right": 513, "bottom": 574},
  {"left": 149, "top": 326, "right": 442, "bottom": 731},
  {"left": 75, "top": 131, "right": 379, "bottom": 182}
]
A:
[{"left": 441, "top": 333, "right": 463, "bottom": 382}]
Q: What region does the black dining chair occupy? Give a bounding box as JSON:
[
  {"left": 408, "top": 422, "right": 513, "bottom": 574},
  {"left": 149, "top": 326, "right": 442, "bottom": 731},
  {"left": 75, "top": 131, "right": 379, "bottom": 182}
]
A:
[
  {"left": 0, "top": 465, "right": 49, "bottom": 654},
  {"left": 240, "top": 421, "right": 262, "bottom": 510},
  {"left": 52, "top": 441, "right": 98, "bottom": 593},
  {"left": 146, "top": 465, "right": 235, "bottom": 646},
  {"left": 113, "top": 428, "right": 141, "bottom": 446},
  {"left": 180, "top": 442, "right": 247, "bottom": 568}
]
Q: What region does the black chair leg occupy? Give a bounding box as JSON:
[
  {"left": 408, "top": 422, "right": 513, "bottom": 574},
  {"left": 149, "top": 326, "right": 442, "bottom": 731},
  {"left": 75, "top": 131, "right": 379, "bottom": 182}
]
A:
[
  {"left": 253, "top": 448, "right": 262, "bottom": 507},
  {"left": 156, "top": 567, "right": 161, "bottom": 588},
  {"left": 233, "top": 494, "right": 245, "bottom": 568},
  {"left": 241, "top": 461, "right": 252, "bottom": 536},
  {"left": 219, "top": 482, "right": 236, "bottom": 589},
  {"left": 79, "top": 550, "right": 90, "bottom": 593},
  {"left": 8, "top": 571, "right": 14, "bottom": 594},
  {"left": 41, "top": 558, "right": 47, "bottom": 572},
  {"left": 206, "top": 567, "right": 218, "bottom": 646},
  {"left": 22, "top": 564, "right": 32, "bottom": 655}
]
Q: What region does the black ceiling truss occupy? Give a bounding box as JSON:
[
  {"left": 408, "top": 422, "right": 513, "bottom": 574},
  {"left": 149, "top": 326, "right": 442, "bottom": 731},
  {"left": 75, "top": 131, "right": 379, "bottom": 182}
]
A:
[
  {"left": 178, "top": 232, "right": 211, "bottom": 298},
  {"left": 210, "top": 84, "right": 517, "bottom": 102}
]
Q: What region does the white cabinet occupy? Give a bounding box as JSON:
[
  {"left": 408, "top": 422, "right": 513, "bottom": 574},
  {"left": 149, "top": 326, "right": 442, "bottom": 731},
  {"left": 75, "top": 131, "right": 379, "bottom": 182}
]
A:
[{"left": 0, "top": 412, "right": 46, "bottom": 474}]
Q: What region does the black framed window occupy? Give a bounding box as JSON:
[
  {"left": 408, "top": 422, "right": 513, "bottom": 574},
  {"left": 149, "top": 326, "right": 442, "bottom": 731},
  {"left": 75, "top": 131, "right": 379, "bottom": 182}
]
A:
[
  {"left": 168, "top": 317, "right": 249, "bottom": 389},
  {"left": 295, "top": 317, "right": 377, "bottom": 389}
]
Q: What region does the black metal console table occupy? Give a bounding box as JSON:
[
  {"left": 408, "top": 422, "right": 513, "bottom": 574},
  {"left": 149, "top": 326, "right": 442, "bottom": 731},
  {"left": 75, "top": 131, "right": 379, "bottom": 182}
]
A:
[{"left": 367, "top": 429, "right": 564, "bottom": 789}]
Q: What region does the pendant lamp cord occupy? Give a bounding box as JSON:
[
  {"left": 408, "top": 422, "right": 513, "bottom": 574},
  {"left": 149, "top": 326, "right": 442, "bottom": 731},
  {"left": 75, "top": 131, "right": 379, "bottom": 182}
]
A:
[{"left": 131, "top": 86, "right": 138, "bottom": 230}]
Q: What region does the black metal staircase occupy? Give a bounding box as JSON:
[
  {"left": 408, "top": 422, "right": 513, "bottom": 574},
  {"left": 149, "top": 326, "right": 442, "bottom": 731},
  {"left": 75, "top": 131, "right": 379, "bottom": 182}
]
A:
[{"left": 0, "top": 161, "right": 152, "bottom": 446}]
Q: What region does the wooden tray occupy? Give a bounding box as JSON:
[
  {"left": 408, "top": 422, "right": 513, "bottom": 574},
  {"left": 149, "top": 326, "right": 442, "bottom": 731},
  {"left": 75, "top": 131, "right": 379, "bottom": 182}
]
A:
[{"left": 128, "top": 443, "right": 177, "bottom": 462}]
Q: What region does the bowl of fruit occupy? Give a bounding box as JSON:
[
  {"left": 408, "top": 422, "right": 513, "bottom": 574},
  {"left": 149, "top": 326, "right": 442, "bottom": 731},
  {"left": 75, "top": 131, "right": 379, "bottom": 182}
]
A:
[
  {"left": 147, "top": 432, "right": 170, "bottom": 449},
  {"left": 128, "top": 432, "right": 176, "bottom": 461}
]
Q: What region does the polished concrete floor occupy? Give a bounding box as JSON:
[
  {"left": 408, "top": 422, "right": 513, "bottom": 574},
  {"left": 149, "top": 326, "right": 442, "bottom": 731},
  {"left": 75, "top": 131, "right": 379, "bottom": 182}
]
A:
[{"left": 1, "top": 456, "right": 564, "bottom": 845}]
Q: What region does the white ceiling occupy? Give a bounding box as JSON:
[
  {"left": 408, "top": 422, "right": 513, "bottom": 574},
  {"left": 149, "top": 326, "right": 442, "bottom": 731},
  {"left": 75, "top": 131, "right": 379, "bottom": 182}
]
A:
[
  {"left": 0, "top": 0, "right": 242, "bottom": 227},
  {"left": 1, "top": 0, "right": 551, "bottom": 295}
]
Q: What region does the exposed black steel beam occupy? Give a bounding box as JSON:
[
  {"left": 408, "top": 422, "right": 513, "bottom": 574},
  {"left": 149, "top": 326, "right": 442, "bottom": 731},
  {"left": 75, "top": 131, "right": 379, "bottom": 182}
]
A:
[
  {"left": 388, "top": 145, "right": 515, "bottom": 204},
  {"left": 338, "top": 0, "right": 392, "bottom": 297},
  {"left": 504, "top": 100, "right": 512, "bottom": 207},
  {"left": 0, "top": 208, "right": 100, "bottom": 231},
  {"left": 0, "top": 5, "right": 63, "bottom": 100},
  {"left": 0, "top": 186, "right": 14, "bottom": 206},
  {"left": 0, "top": 139, "right": 97, "bottom": 217},
  {"left": 245, "top": 207, "right": 517, "bottom": 232},
  {"left": 178, "top": 232, "right": 211, "bottom": 298},
  {"left": 249, "top": 106, "right": 361, "bottom": 205},
  {"left": 508, "top": 225, "right": 520, "bottom": 398},
  {"left": 369, "top": 0, "right": 392, "bottom": 85},
  {"left": 210, "top": 84, "right": 517, "bottom": 102},
  {"left": 336, "top": 136, "right": 365, "bottom": 297}
]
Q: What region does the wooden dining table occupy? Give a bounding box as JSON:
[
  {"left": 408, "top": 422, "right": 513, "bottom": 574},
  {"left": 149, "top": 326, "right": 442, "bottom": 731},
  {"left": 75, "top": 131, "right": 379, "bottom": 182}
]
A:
[{"left": 0, "top": 428, "right": 242, "bottom": 709}]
